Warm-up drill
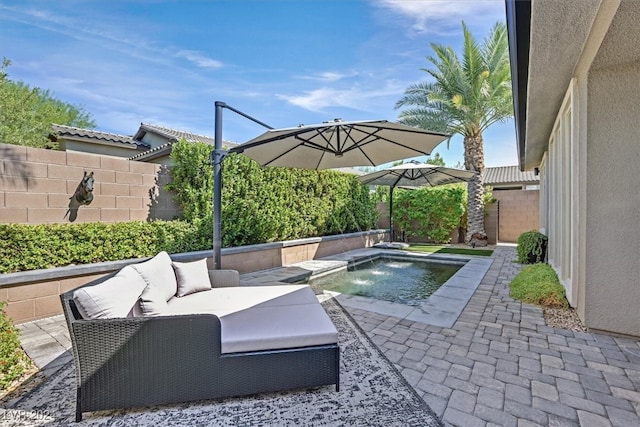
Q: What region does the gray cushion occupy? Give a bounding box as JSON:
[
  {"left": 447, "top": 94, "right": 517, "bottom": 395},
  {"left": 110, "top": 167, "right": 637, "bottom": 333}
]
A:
[
  {"left": 138, "top": 283, "right": 169, "bottom": 316},
  {"left": 219, "top": 303, "right": 339, "bottom": 354},
  {"left": 131, "top": 251, "right": 177, "bottom": 302},
  {"left": 73, "top": 266, "right": 147, "bottom": 319},
  {"left": 173, "top": 258, "right": 211, "bottom": 297}
]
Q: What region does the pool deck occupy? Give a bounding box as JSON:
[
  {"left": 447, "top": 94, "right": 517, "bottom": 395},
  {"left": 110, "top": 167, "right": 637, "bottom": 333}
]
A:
[{"left": 13, "top": 245, "right": 640, "bottom": 426}]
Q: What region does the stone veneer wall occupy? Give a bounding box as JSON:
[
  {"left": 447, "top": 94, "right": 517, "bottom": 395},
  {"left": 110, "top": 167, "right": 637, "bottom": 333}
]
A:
[
  {"left": 0, "top": 142, "right": 179, "bottom": 224},
  {"left": 0, "top": 230, "right": 388, "bottom": 324}
]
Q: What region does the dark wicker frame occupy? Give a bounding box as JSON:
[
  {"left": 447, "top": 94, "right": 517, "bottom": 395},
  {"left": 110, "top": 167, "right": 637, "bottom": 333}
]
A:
[{"left": 60, "top": 276, "right": 340, "bottom": 422}]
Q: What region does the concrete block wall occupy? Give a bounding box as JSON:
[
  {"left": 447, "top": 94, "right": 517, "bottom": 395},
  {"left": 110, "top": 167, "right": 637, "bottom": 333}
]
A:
[
  {"left": 0, "top": 273, "right": 107, "bottom": 323},
  {"left": 0, "top": 142, "right": 180, "bottom": 224},
  {"left": 493, "top": 189, "right": 540, "bottom": 242}
]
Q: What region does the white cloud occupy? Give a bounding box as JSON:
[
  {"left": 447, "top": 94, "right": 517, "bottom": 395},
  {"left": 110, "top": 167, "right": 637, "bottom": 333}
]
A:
[
  {"left": 175, "top": 50, "right": 224, "bottom": 69},
  {"left": 277, "top": 80, "right": 407, "bottom": 114},
  {"left": 373, "top": 0, "right": 504, "bottom": 35},
  {"left": 298, "top": 71, "right": 358, "bottom": 82}
]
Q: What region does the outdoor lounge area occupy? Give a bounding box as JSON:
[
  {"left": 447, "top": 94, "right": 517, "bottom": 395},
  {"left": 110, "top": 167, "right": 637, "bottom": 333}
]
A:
[
  {"left": 61, "top": 251, "right": 340, "bottom": 421},
  {"left": 3, "top": 245, "right": 640, "bottom": 426},
  {"left": 2, "top": 0, "right": 640, "bottom": 424}
]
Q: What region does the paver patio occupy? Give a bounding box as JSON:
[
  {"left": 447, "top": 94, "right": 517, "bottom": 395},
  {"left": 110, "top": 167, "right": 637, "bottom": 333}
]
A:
[{"left": 12, "top": 245, "right": 640, "bottom": 426}]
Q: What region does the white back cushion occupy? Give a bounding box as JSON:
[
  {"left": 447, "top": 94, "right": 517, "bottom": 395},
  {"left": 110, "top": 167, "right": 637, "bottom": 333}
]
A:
[
  {"left": 173, "top": 258, "right": 212, "bottom": 297},
  {"left": 131, "top": 251, "right": 177, "bottom": 302},
  {"left": 73, "top": 266, "right": 147, "bottom": 319},
  {"left": 138, "top": 283, "right": 170, "bottom": 316}
]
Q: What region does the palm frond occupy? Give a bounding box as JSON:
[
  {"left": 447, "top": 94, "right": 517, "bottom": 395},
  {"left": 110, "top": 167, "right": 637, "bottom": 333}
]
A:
[{"left": 395, "top": 21, "right": 513, "bottom": 140}]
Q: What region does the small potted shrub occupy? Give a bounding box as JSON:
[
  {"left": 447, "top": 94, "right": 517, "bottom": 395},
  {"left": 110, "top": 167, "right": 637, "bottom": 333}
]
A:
[{"left": 516, "top": 230, "right": 548, "bottom": 264}]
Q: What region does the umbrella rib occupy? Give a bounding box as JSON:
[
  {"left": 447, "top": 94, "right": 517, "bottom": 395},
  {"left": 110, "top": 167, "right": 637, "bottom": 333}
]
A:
[
  {"left": 391, "top": 172, "right": 405, "bottom": 188},
  {"left": 342, "top": 133, "right": 432, "bottom": 157},
  {"left": 340, "top": 126, "right": 382, "bottom": 165}
]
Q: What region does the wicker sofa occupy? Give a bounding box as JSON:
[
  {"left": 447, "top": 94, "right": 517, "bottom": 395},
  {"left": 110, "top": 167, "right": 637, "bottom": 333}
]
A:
[{"left": 60, "top": 252, "right": 340, "bottom": 421}]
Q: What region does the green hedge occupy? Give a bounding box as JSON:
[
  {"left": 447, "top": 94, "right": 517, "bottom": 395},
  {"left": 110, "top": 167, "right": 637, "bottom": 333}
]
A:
[
  {"left": 167, "top": 141, "right": 378, "bottom": 247},
  {"left": 392, "top": 185, "right": 466, "bottom": 243},
  {"left": 221, "top": 154, "right": 376, "bottom": 246},
  {"left": 0, "top": 221, "right": 210, "bottom": 273}
]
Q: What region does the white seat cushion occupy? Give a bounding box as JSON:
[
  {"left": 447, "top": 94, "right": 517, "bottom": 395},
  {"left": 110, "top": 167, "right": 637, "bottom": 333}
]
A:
[
  {"left": 73, "top": 266, "right": 147, "bottom": 319},
  {"left": 220, "top": 303, "right": 338, "bottom": 353},
  {"left": 165, "top": 284, "right": 319, "bottom": 317},
  {"left": 131, "top": 251, "right": 177, "bottom": 302}
]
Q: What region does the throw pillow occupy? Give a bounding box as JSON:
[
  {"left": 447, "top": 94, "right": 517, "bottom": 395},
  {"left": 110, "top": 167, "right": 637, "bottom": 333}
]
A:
[
  {"left": 73, "top": 266, "right": 147, "bottom": 319},
  {"left": 173, "top": 258, "right": 212, "bottom": 297},
  {"left": 138, "top": 283, "right": 170, "bottom": 316},
  {"left": 131, "top": 251, "right": 177, "bottom": 302}
]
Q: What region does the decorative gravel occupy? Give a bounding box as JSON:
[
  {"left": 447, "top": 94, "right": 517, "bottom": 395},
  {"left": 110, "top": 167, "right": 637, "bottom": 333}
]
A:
[{"left": 543, "top": 307, "right": 588, "bottom": 332}]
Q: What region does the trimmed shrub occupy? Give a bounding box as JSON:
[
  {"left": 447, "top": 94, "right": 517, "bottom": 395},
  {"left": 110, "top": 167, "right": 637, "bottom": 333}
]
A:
[
  {"left": 0, "top": 221, "right": 209, "bottom": 273},
  {"left": 167, "top": 142, "right": 378, "bottom": 247},
  {"left": 0, "top": 302, "right": 32, "bottom": 391},
  {"left": 517, "top": 230, "right": 548, "bottom": 264},
  {"left": 0, "top": 148, "right": 377, "bottom": 273},
  {"left": 509, "top": 264, "right": 568, "bottom": 308},
  {"left": 392, "top": 185, "right": 466, "bottom": 243}
]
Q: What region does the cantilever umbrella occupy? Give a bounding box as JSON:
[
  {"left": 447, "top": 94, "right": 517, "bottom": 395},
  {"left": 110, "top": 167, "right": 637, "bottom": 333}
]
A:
[
  {"left": 358, "top": 163, "right": 476, "bottom": 240},
  {"left": 211, "top": 119, "right": 449, "bottom": 266},
  {"left": 228, "top": 119, "right": 450, "bottom": 169}
]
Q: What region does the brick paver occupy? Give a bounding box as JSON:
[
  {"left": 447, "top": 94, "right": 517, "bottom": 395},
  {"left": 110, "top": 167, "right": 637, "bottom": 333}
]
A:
[
  {"left": 16, "top": 245, "right": 640, "bottom": 426},
  {"left": 346, "top": 246, "right": 640, "bottom": 427}
]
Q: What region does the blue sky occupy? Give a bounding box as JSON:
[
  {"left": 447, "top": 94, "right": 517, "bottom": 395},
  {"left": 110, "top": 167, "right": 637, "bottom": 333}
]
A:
[{"left": 0, "top": 0, "right": 517, "bottom": 168}]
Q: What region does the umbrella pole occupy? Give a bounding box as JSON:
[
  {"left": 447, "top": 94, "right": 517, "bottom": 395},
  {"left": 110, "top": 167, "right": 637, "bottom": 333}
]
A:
[
  {"left": 211, "top": 101, "right": 273, "bottom": 269},
  {"left": 389, "top": 185, "right": 394, "bottom": 242},
  {"left": 213, "top": 102, "right": 224, "bottom": 269}
]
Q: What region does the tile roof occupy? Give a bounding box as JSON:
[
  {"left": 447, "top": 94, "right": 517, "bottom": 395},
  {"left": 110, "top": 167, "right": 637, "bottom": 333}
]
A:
[
  {"left": 134, "top": 123, "right": 238, "bottom": 146},
  {"left": 128, "top": 143, "right": 172, "bottom": 161},
  {"left": 50, "top": 124, "right": 150, "bottom": 149},
  {"left": 129, "top": 123, "right": 238, "bottom": 161},
  {"left": 482, "top": 165, "right": 539, "bottom": 185}
]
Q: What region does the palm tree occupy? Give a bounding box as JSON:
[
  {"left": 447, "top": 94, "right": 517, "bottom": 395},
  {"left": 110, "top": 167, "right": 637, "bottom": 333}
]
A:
[{"left": 395, "top": 22, "right": 512, "bottom": 247}]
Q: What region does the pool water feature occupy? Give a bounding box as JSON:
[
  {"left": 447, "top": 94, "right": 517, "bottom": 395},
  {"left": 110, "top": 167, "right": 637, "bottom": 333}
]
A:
[{"left": 309, "top": 256, "right": 463, "bottom": 306}]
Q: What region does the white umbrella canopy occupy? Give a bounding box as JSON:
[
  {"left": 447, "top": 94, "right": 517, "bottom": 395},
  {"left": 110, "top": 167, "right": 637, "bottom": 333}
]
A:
[
  {"left": 358, "top": 163, "right": 476, "bottom": 241},
  {"left": 229, "top": 119, "right": 450, "bottom": 169},
  {"left": 359, "top": 163, "right": 476, "bottom": 188}
]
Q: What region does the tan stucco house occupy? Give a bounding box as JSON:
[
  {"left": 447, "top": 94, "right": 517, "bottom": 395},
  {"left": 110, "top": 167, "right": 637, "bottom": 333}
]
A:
[
  {"left": 506, "top": 0, "right": 640, "bottom": 336},
  {"left": 51, "top": 123, "right": 236, "bottom": 165}
]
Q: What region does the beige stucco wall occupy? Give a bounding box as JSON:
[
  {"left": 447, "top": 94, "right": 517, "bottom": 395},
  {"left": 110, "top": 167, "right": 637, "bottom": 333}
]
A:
[
  {"left": 532, "top": 0, "right": 640, "bottom": 337},
  {"left": 0, "top": 142, "right": 180, "bottom": 224},
  {"left": 492, "top": 190, "right": 540, "bottom": 243},
  {"left": 60, "top": 139, "right": 142, "bottom": 158},
  {"left": 584, "top": 65, "right": 640, "bottom": 336}
]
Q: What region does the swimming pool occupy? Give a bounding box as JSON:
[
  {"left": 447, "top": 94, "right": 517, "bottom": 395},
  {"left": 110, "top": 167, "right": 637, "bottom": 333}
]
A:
[{"left": 308, "top": 256, "right": 463, "bottom": 306}]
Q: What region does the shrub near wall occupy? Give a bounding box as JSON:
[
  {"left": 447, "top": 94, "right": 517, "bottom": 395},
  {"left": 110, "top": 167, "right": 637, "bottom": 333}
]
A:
[
  {"left": 167, "top": 141, "right": 377, "bottom": 247},
  {"left": 0, "top": 221, "right": 209, "bottom": 273},
  {"left": 222, "top": 154, "right": 377, "bottom": 246},
  {"left": 393, "top": 185, "right": 466, "bottom": 243}
]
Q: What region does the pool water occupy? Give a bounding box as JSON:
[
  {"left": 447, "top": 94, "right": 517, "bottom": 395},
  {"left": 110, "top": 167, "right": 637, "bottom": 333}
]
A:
[{"left": 309, "top": 257, "right": 462, "bottom": 306}]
